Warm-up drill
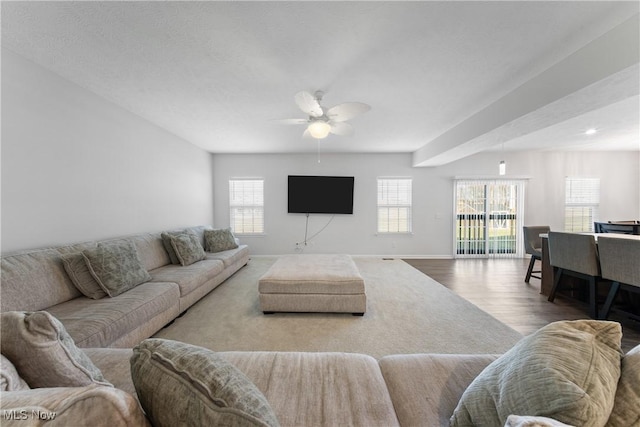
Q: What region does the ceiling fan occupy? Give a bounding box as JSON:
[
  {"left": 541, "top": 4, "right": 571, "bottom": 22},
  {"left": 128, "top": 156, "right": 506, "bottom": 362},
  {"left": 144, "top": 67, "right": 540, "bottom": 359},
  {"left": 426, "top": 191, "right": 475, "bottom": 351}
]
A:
[{"left": 277, "top": 90, "right": 371, "bottom": 139}]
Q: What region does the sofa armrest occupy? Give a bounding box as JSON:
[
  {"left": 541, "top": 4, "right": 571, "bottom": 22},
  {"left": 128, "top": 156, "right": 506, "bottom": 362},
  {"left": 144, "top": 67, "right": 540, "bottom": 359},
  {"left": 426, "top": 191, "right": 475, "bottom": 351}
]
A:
[{"left": 0, "top": 385, "right": 149, "bottom": 427}]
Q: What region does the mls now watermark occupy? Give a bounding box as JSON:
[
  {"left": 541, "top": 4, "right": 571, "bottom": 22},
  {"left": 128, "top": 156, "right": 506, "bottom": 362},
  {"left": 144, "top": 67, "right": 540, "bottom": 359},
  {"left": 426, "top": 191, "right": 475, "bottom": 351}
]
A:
[{"left": 3, "top": 409, "right": 57, "bottom": 421}]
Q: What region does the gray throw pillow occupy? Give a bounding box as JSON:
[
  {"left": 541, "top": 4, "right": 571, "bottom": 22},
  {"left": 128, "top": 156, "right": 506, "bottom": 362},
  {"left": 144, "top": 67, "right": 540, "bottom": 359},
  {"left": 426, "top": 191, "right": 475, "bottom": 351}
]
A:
[
  {"left": 0, "top": 311, "right": 111, "bottom": 388},
  {"left": 82, "top": 240, "right": 152, "bottom": 297},
  {"left": 130, "top": 339, "right": 280, "bottom": 427},
  {"left": 606, "top": 344, "right": 640, "bottom": 426},
  {"left": 161, "top": 230, "right": 187, "bottom": 265},
  {"left": 450, "top": 320, "right": 622, "bottom": 427},
  {"left": 204, "top": 228, "right": 239, "bottom": 253},
  {"left": 60, "top": 252, "right": 107, "bottom": 299},
  {"left": 169, "top": 233, "right": 206, "bottom": 266}
]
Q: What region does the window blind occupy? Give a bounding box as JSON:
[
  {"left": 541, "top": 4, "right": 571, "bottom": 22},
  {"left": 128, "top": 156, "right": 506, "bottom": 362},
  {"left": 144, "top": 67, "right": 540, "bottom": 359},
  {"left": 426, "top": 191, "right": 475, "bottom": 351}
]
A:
[
  {"left": 377, "top": 178, "right": 412, "bottom": 233},
  {"left": 565, "top": 177, "right": 600, "bottom": 232},
  {"left": 229, "top": 179, "right": 264, "bottom": 234}
]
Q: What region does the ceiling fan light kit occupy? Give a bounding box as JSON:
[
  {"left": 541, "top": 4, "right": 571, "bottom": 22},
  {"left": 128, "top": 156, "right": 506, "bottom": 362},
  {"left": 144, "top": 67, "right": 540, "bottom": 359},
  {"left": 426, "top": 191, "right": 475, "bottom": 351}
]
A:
[
  {"left": 308, "top": 121, "right": 331, "bottom": 139},
  {"left": 279, "top": 90, "right": 371, "bottom": 140}
]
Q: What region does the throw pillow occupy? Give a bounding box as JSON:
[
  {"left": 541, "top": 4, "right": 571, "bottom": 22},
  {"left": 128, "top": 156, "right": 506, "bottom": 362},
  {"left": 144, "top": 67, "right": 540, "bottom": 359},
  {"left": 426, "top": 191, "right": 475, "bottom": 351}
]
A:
[
  {"left": 168, "top": 233, "right": 206, "bottom": 266},
  {"left": 1, "top": 354, "right": 30, "bottom": 391},
  {"left": 450, "top": 320, "right": 622, "bottom": 427},
  {"left": 82, "top": 240, "right": 152, "bottom": 297},
  {"left": 161, "top": 230, "right": 187, "bottom": 265},
  {"left": 606, "top": 344, "right": 640, "bottom": 426},
  {"left": 130, "top": 339, "right": 280, "bottom": 427},
  {"left": 60, "top": 252, "right": 107, "bottom": 299},
  {"left": 204, "top": 228, "right": 239, "bottom": 253},
  {"left": 0, "top": 311, "right": 112, "bottom": 388}
]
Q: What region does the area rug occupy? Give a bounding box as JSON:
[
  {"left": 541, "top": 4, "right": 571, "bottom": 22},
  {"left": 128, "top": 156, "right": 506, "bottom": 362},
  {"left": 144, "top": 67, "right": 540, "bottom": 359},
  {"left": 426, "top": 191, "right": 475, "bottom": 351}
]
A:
[{"left": 154, "top": 257, "right": 523, "bottom": 359}]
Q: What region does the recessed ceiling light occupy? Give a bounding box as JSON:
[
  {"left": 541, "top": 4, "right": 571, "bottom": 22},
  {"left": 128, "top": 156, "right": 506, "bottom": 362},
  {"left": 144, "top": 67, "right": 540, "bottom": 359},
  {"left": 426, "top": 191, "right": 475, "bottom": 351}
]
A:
[{"left": 585, "top": 128, "right": 597, "bottom": 135}]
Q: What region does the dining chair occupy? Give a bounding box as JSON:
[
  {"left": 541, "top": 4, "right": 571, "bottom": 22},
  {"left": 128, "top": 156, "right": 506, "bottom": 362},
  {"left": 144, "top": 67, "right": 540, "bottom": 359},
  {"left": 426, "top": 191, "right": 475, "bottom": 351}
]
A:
[
  {"left": 522, "top": 226, "right": 550, "bottom": 283},
  {"left": 597, "top": 236, "right": 640, "bottom": 321},
  {"left": 547, "top": 231, "right": 601, "bottom": 319}
]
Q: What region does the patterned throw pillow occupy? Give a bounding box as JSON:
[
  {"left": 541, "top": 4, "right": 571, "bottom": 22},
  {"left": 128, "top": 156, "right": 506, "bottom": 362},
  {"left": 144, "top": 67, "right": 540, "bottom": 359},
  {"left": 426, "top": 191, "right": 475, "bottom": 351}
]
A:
[
  {"left": 204, "top": 228, "right": 239, "bottom": 253},
  {"left": 0, "top": 311, "right": 111, "bottom": 388},
  {"left": 131, "top": 339, "right": 280, "bottom": 427},
  {"left": 606, "top": 344, "right": 640, "bottom": 426},
  {"left": 161, "top": 230, "right": 187, "bottom": 265},
  {"left": 82, "top": 240, "right": 152, "bottom": 297},
  {"left": 60, "top": 252, "right": 107, "bottom": 299},
  {"left": 450, "top": 320, "right": 622, "bottom": 427},
  {"left": 168, "top": 233, "right": 206, "bottom": 266}
]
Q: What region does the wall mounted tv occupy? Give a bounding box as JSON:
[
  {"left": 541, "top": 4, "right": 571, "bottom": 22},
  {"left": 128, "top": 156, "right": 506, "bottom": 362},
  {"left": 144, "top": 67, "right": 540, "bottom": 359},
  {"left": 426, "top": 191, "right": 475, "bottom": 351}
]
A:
[{"left": 288, "top": 175, "right": 354, "bottom": 214}]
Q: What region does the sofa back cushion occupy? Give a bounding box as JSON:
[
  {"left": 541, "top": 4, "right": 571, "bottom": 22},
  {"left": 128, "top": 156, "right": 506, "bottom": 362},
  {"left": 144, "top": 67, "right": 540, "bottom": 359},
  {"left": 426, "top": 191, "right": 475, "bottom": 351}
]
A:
[{"left": 1, "top": 248, "right": 82, "bottom": 312}]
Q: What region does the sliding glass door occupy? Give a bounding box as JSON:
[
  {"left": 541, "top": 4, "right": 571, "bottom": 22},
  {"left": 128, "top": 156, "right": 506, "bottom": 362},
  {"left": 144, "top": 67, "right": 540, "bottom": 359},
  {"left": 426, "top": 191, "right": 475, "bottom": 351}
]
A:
[{"left": 454, "top": 179, "right": 525, "bottom": 258}]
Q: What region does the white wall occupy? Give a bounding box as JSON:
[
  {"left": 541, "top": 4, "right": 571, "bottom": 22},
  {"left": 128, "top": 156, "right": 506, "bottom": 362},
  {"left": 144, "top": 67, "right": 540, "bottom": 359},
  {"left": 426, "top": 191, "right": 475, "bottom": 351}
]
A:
[
  {"left": 213, "top": 150, "right": 639, "bottom": 257},
  {"left": 1, "top": 49, "right": 214, "bottom": 254}
]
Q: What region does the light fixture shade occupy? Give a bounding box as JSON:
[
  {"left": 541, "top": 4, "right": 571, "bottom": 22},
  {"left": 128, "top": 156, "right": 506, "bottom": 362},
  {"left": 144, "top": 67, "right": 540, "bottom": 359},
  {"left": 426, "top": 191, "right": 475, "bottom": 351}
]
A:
[
  {"left": 499, "top": 160, "right": 506, "bottom": 176},
  {"left": 308, "top": 121, "right": 331, "bottom": 139}
]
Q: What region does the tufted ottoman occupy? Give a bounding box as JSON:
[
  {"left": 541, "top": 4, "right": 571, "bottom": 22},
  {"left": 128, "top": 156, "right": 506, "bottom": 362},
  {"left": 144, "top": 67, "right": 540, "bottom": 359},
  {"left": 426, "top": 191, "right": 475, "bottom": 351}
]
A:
[{"left": 258, "top": 254, "right": 366, "bottom": 315}]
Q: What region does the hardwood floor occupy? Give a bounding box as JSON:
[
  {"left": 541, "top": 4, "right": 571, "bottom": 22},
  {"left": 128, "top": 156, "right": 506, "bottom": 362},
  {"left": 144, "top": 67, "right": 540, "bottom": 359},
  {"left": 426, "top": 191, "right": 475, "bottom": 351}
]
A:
[{"left": 403, "top": 258, "right": 640, "bottom": 353}]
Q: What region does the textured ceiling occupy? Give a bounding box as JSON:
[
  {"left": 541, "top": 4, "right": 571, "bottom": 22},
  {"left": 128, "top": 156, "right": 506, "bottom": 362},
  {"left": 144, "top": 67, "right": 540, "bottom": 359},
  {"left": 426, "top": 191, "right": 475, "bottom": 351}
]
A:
[{"left": 2, "top": 1, "right": 639, "bottom": 164}]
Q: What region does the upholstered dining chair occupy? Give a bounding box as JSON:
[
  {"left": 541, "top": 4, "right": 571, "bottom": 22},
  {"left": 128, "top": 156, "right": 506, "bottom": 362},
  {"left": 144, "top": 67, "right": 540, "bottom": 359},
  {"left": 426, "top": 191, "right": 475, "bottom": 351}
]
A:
[
  {"left": 547, "top": 231, "right": 601, "bottom": 319},
  {"left": 522, "top": 226, "right": 550, "bottom": 283},
  {"left": 597, "top": 236, "right": 640, "bottom": 321}
]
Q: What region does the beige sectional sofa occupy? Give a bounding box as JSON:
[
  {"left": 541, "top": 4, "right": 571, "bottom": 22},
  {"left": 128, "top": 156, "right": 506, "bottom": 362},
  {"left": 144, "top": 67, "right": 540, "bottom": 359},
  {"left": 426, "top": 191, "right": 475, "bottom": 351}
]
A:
[{"left": 0, "top": 226, "right": 249, "bottom": 348}]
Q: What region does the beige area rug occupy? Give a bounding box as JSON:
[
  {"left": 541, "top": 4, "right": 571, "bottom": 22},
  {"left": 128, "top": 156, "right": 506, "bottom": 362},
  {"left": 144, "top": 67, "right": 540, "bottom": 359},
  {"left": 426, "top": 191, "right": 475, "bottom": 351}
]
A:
[{"left": 154, "top": 257, "right": 523, "bottom": 359}]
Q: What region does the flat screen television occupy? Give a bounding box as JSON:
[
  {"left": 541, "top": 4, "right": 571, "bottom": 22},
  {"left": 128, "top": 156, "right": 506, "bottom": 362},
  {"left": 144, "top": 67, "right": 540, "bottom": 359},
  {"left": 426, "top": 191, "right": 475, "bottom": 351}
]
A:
[{"left": 288, "top": 175, "right": 354, "bottom": 214}]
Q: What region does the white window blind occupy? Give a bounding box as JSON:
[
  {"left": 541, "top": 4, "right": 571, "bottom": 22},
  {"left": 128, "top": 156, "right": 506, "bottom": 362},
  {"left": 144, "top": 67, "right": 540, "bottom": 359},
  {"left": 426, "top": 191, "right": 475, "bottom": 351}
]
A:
[
  {"left": 565, "top": 177, "right": 600, "bottom": 232},
  {"left": 229, "top": 179, "right": 264, "bottom": 234},
  {"left": 377, "top": 178, "right": 412, "bottom": 233}
]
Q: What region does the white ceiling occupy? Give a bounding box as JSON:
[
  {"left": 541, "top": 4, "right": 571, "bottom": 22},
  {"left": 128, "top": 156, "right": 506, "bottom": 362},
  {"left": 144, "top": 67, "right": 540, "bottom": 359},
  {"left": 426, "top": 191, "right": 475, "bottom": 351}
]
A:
[{"left": 2, "top": 1, "right": 639, "bottom": 165}]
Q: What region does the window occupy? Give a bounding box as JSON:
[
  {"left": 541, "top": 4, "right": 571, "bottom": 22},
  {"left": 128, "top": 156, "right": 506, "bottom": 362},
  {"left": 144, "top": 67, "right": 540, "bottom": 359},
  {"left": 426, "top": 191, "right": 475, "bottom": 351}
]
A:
[
  {"left": 377, "top": 178, "right": 412, "bottom": 233},
  {"left": 565, "top": 177, "right": 600, "bottom": 232},
  {"left": 229, "top": 179, "right": 264, "bottom": 234},
  {"left": 454, "top": 179, "right": 525, "bottom": 258}
]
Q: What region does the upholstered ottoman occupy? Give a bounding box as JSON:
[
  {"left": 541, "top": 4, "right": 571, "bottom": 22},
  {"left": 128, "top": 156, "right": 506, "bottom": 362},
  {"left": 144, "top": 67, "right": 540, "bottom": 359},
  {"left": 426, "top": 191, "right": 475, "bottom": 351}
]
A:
[{"left": 258, "top": 254, "right": 366, "bottom": 315}]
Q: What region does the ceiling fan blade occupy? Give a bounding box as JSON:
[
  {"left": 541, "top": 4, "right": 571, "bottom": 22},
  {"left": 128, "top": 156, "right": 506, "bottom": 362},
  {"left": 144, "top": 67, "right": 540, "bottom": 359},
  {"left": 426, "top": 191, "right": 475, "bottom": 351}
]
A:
[
  {"left": 272, "top": 118, "right": 308, "bottom": 125},
  {"left": 295, "top": 91, "right": 323, "bottom": 118},
  {"left": 326, "top": 102, "right": 371, "bottom": 122},
  {"left": 329, "top": 121, "right": 354, "bottom": 136}
]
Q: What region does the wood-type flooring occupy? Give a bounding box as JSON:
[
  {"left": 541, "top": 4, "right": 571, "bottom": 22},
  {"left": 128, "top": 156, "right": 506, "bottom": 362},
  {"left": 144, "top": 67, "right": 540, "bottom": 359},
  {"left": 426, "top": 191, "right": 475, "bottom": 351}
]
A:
[{"left": 403, "top": 257, "right": 640, "bottom": 353}]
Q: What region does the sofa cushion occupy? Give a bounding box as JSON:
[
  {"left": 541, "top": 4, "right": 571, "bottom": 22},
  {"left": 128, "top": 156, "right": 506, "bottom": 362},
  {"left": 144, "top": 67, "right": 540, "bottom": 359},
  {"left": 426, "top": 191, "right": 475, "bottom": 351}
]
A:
[
  {"left": 1, "top": 248, "right": 82, "bottom": 312},
  {"left": 168, "top": 232, "right": 206, "bottom": 266},
  {"left": 83, "top": 240, "right": 152, "bottom": 297},
  {"left": 130, "top": 339, "right": 280, "bottom": 427},
  {"left": 206, "top": 244, "right": 250, "bottom": 268},
  {"left": 0, "top": 385, "right": 150, "bottom": 427},
  {"left": 204, "top": 228, "right": 239, "bottom": 253},
  {"left": 607, "top": 344, "right": 640, "bottom": 427},
  {"left": 150, "top": 260, "right": 224, "bottom": 298},
  {"left": 450, "top": 320, "right": 622, "bottom": 427},
  {"left": 1, "top": 354, "right": 30, "bottom": 391},
  {"left": 379, "top": 353, "right": 498, "bottom": 426},
  {"left": 47, "top": 281, "right": 180, "bottom": 348},
  {"left": 60, "top": 252, "right": 107, "bottom": 299},
  {"left": 222, "top": 351, "right": 401, "bottom": 427},
  {"left": 83, "top": 348, "right": 138, "bottom": 399},
  {"left": 0, "top": 311, "right": 111, "bottom": 388}
]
